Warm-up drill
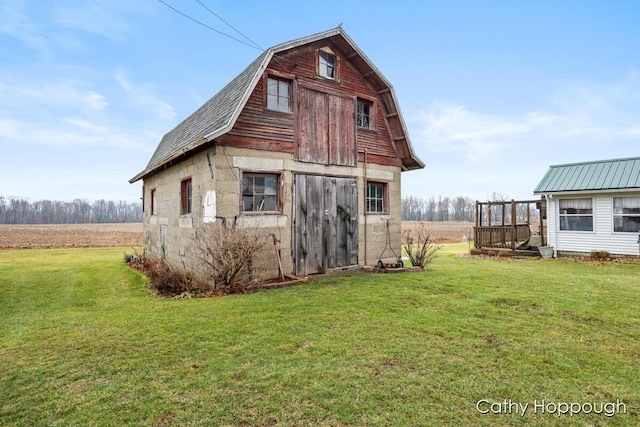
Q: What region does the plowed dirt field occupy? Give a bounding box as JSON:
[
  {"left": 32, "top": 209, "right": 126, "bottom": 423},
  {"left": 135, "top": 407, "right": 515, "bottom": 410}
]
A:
[
  {"left": 0, "top": 223, "right": 143, "bottom": 249},
  {"left": 0, "top": 221, "right": 473, "bottom": 249}
]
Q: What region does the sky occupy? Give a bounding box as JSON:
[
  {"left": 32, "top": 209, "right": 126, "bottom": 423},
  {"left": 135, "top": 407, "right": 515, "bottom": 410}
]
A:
[{"left": 1, "top": 0, "right": 639, "bottom": 203}]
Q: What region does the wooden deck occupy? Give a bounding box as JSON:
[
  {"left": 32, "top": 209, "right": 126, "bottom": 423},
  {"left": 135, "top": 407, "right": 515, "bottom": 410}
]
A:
[
  {"left": 473, "top": 199, "right": 546, "bottom": 252},
  {"left": 473, "top": 224, "right": 532, "bottom": 250}
]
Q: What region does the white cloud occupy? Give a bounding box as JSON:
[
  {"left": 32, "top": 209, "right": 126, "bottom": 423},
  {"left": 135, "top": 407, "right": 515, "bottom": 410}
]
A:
[
  {"left": 412, "top": 73, "right": 640, "bottom": 164},
  {"left": 53, "top": 0, "right": 132, "bottom": 43},
  {"left": 115, "top": 71, "right": 177, "bottom": 121},
  {"left": 0, "top": 0, "right": 49, "bottom": 53}
]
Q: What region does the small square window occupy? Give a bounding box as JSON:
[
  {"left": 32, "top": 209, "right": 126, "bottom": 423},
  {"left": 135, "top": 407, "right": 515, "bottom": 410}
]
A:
[
  {"left": 367, "top": 182, "right": 387, "bottom": 213},
  {"left": 266, "top": 77, "right": 291, "bottom": 112},
  {"left": 357, "top": 98, "right": 372, "bottom": 129},
  {"left": 181, "top": 178, "right": 192, "bottom": 215},
  {"left": 242, "top": 173, "right": 279, "bottom": 212},
  {"left": 319, "top": 50, "right": 336, "bottom": 79}
]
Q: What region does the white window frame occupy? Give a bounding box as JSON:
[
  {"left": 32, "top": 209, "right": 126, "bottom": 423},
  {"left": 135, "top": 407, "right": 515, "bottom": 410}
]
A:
[
  {"left": 266, "top": 76, "right": 292, "bottom": 113},
  {"left": 366, "top": 182, "right": 387, "bottom": 214},
  {"left": 558, "top": 198, "right": 593, "bottom": 232},
  {"left": 318, "top": 49, "right": 336, "bottom": 80},
  {"left": 613, "top": 196, "right": 640, "bottom": 233}
]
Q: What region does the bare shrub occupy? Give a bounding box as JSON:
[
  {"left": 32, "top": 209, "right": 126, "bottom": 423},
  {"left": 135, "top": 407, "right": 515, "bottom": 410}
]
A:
[
  {"left": 469, "top": 247, "right": 482, "bottom": 256},
  {"left": 127, "top": 253, "right": 205, "bottom": 297},
  {"left": 590, "top": 250, "right": 611, "bottom": 260},
  {"left": 198, "top": 221, "right": 267, "bottom": 292},
  {"left": 401, "top": 222, "right": 442, "bottom": 271}
]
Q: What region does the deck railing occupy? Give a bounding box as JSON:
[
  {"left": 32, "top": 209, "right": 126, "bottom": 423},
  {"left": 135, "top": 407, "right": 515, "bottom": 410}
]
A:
[{"left": 473, "top": 224, "right": 531, "bottom": 250}]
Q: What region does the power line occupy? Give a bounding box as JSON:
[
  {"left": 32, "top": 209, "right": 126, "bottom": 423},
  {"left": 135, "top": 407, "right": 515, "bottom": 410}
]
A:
[
  {"left": 194, "top": 0, "right": 263, "bottom": 50},
  {"left": 156, "top": 0, "right": 261, "bottom": 51}
]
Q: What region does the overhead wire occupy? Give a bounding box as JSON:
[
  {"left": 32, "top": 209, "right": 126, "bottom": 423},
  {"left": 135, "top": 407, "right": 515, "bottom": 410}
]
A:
[
  {"left": 156, "top": 0, "right": 262, "bottom": 51},
  {"left": 193, "top": 0, "right": 264, "bottom": 50}
]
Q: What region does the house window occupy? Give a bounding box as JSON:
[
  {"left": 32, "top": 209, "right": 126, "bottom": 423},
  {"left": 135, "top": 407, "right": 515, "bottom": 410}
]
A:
[
  {"left": 267, "top": 77, "right": 291, "bottom": 113},
  {"left": 151, "top": 188, "right": 157, "bottom": 216},
  {"left": 367, "top": 182, "right": 387, "bottom": 213},
  {"left": 357, "top": 98, "right": 372, "bottom": 129},
  {"left": 613, "top": 196, "right": 640, "bottom": 232},
  {"left": 180, "top": 178, "right": 192, "bottom": 215},
  {"left": 319, "top": 50, "right": 336, "bottom": 79},
  {"left": 559, "top": 198, "right": 593, "bottom": 231},
  {"left": 242, "top": 173, "right": 279, "bottom": 212}
]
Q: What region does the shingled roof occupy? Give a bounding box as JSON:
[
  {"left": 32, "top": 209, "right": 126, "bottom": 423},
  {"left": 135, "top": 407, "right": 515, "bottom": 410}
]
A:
[
  {"left": 534, "top": 157, "right": 640, "bottom": 194},
  {"left": 130, "top": 27, "right": 422, "bottom": 183}
]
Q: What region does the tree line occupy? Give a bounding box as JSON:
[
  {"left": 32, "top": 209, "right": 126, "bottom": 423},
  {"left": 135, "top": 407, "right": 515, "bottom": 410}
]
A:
[
  {"left": 0, "top": 196, "right": 142, "bottom": 224},
  {"left": 402, "top": 193, "right": 541, "bottom": 224},
  {"left": 401, "top": 195, "right": 476, "bottom": 222}
]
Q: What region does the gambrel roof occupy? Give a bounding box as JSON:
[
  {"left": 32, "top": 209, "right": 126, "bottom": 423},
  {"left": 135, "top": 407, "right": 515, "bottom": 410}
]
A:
[
  {"left": 130, "top": 27, "right": 423, "bottom": 183},
  {"left": 534, "top": 157, "right": 640, "bottom": 194}
]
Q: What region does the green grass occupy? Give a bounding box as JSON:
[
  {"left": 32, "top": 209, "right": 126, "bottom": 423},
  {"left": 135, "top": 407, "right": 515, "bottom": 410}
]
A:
[{"left": 1, "top": 245, "right": 638, "bottom": 426}]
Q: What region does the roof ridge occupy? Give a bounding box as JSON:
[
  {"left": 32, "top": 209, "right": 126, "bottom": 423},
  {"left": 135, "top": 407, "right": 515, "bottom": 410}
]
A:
[{"left": 549, "top": 156, "right": 640, "bottom": 168}]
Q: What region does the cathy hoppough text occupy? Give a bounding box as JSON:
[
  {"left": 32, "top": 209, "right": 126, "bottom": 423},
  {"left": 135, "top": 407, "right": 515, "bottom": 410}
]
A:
[{"left": 476, "top": 399, "right": 627, "bottom": 417}]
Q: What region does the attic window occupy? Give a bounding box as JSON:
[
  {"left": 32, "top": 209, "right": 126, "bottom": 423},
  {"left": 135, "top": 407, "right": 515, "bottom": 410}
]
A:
[
  {"left": 356, "top": 98, "right": 372, "bottom": 129},
  {"left": 266, "top": 77, "right": 291, "bottom": 113},
  {"left": 319, "top": 50, "right": 336, "bottom": 79}
]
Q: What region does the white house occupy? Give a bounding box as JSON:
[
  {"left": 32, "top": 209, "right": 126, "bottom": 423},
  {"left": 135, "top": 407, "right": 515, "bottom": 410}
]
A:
[{"left": 534, "top": 157, "right": 640, "bottom": 257}]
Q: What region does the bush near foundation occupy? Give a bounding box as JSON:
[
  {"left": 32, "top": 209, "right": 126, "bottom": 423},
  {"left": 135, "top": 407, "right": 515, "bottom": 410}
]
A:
[
  {"left": 197, "top": 221, "right": 267, "bottom": 293},
  {"left": 401, "top": 222, "right": 442, "bottom": 270}
]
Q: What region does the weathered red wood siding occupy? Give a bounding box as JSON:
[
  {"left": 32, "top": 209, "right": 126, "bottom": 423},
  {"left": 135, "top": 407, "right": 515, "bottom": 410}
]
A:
[{"left": 219, "top": 40, "right": 400, "bottom": 168}]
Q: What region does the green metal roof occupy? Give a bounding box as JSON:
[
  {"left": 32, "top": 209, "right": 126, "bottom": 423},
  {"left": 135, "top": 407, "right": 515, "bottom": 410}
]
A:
[{"left": 534, "top": 157, "right": 640, "bottom": 194}]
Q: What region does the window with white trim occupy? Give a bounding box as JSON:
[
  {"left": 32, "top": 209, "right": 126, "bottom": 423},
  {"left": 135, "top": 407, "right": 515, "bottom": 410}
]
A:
[
  {"left": 319, "top": 50, "right": 336, "bottom": 79},
  {"left": 266, "top": 77, "right": 291, "bottom": 113},
  {"left": 613, "top": 196, "right": 640, "bottom": 232},
  {"left": 559, "top": 198, "right": 593, "bottom": 231},
  {"left": 242, "top": 173, "right": 279, "bottom": 212}
]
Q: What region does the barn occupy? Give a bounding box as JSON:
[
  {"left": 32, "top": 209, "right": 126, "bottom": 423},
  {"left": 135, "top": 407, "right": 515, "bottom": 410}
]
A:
[
  {"left": 534, "top": 157, "right": 640, "bottom": 257},
  {"left": 129, "top": 27, "right": 423, "bottom": 279}
]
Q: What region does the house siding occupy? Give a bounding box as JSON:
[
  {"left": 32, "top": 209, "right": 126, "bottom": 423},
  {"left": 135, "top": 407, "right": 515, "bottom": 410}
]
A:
[{"left": 546, "top": 192, "right": 640, "bottom": 256}]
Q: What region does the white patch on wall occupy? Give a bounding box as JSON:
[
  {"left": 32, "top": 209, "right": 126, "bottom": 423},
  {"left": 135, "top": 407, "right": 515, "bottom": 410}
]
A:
[{"left": 203, "top": 190, "right": 217, "bottom": 223}]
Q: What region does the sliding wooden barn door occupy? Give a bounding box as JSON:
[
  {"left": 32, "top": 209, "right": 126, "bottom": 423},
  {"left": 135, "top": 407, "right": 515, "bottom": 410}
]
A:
[{"left": 294, "top": 174, "right": 358, "bottom": 275}]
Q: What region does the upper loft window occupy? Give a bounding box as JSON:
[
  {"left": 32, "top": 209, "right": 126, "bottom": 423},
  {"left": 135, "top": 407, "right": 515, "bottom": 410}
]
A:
[
  {"left": 559, "top": 198, "right": 592, "bottom": 231},
  {"left": 266, "top": 76, "right": 291, "bottom": 113},
  {"left": 318, "top": 50, "right": 336, "bottom": 79},
  {"left": 356, "top": 98, "right": 372, "bottom": 129},
  {"left": 613, "top": 196, "right": 640, "bottom": 232}
]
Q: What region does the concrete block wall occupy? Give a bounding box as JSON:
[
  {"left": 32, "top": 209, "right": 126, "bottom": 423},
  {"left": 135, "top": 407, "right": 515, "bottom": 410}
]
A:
[{"left": 142, "top": 144, "right": 404, "bottom": 279}]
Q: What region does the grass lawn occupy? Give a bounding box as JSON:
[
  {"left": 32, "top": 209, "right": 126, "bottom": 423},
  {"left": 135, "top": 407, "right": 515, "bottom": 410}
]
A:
[{"left": 1, "top": 245, "right": 638, "bottom": 426}]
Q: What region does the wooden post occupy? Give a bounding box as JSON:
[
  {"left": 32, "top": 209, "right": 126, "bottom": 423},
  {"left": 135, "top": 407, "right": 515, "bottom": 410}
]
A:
[
  {"left": 475, "top": 200, "right": 480, "bottom": 227},
  {"left": 511, "top": 199, "right": 517, "bottom": 251},
  {"left": 488, "top": 202, "right": 492, "bottom": 227}
]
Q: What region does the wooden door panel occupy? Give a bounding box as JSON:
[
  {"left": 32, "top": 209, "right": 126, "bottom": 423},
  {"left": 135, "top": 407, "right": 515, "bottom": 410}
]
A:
[{"left": 294, "top": 174, "right": 358, "bottom": 275}]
